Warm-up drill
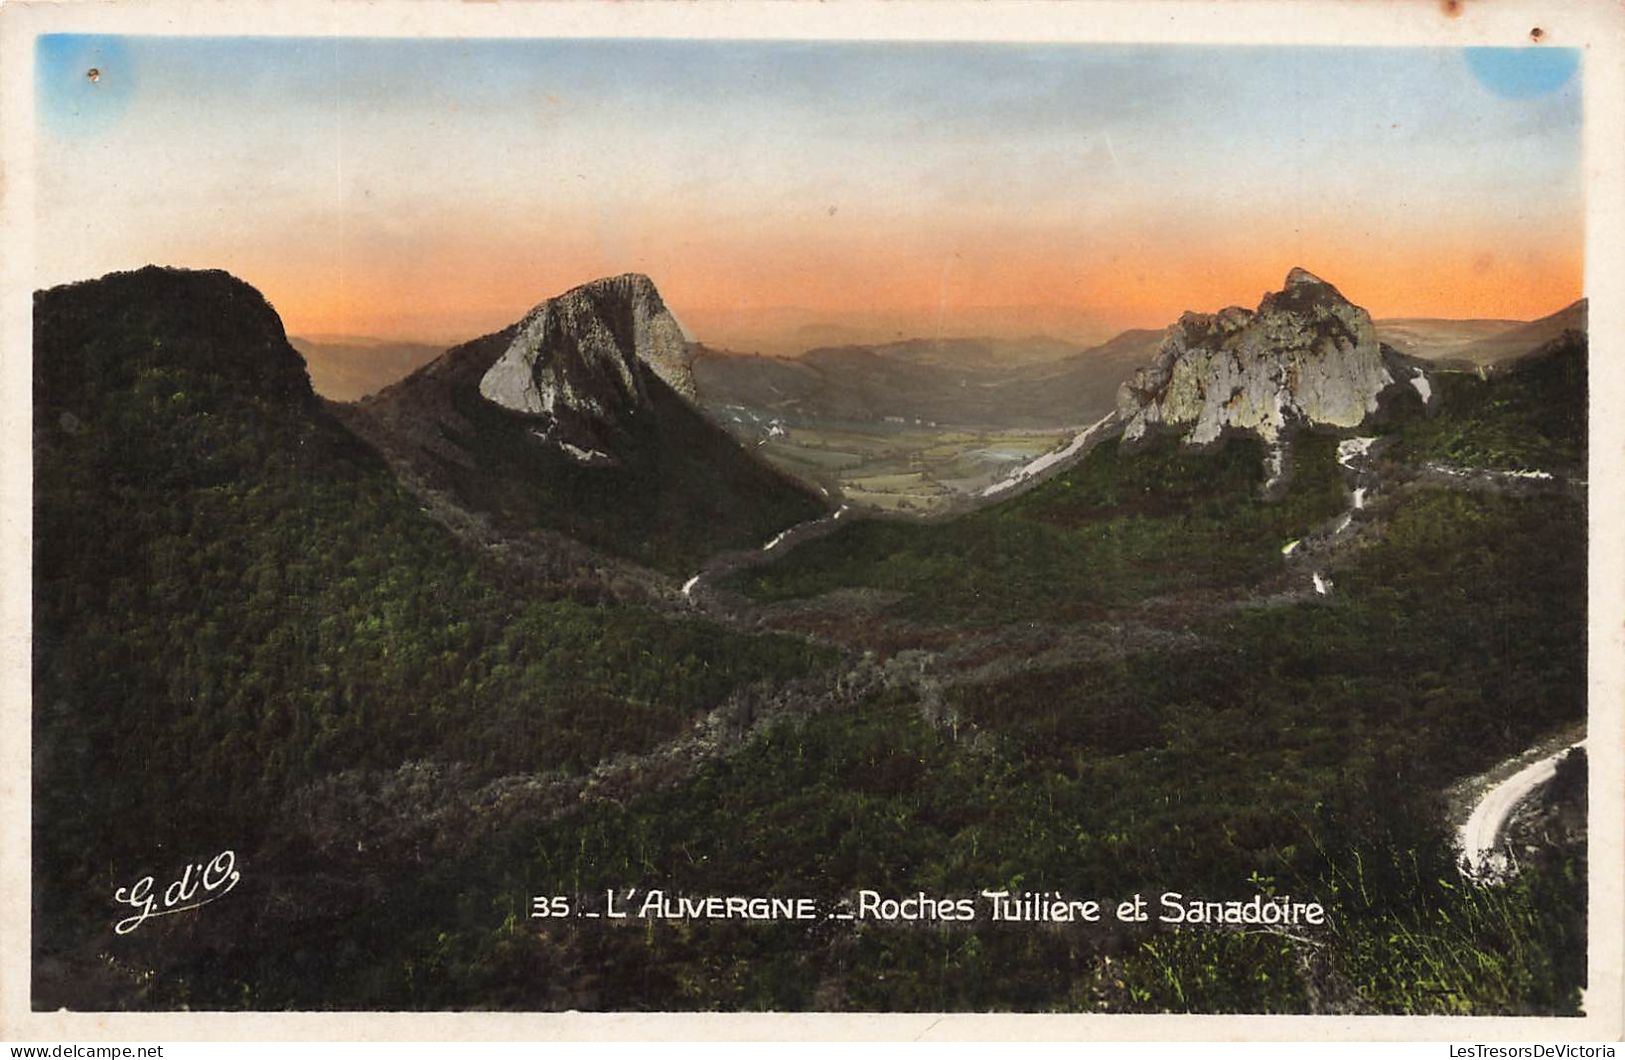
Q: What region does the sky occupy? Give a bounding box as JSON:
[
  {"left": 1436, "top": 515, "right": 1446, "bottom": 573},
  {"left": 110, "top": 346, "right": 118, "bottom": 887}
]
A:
[{"left": 34, "top": 36, "right": 1584, "bottom": 352}]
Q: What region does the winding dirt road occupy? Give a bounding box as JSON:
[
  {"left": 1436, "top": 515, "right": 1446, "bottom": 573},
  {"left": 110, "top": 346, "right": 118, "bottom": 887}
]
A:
[
  {"left": 681, "top": 504, "right": 851, "bottom": 604},
  {"left": 1458, "top": 737, "right": 1585, "bottom": 880}
]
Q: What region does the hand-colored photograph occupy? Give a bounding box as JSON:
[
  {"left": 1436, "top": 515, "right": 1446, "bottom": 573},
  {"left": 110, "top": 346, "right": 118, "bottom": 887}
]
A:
[{"left": 18, "top": 13, "right": 1600, "bottom": 1022}]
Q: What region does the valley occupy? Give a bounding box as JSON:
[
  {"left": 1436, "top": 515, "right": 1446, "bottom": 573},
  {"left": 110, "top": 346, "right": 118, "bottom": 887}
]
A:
[
  {"left": 711, "top": 416, "right": 1076, "bottom": 515},
  {"left": 17, "top": 23, "right": 1607, "bottom": 1039},
  {"left": 30, "top": 265, "right": 1590, "bottom": 1016}
]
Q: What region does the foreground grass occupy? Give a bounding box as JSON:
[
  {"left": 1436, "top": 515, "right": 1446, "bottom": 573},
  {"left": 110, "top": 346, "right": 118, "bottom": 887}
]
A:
[{"left": 1093, "top": 849, "right": 1584, "bottom": 1015}]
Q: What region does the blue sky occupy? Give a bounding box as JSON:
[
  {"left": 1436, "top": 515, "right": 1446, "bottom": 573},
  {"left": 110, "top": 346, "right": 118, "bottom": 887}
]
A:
[{"left": 34, "top": 35, "right": 1584, "bottom": 344}]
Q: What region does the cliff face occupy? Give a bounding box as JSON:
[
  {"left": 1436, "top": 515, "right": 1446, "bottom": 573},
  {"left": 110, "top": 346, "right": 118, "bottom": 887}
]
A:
[
  {"left": 1117, "top": 268, "right": 1394, "bottom": 446},
  {"left": 478, "top": 273, "right": 695, "bottom": 424},
  {"left": 350, "top": 273, "right": 825, "bottom": 573}
]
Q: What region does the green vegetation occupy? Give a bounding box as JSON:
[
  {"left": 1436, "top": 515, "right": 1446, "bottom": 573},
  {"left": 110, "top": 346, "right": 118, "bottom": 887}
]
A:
[
  {"left": 360, "top": 326, "right": 828, "bottom": 578},
  {"left": 423, "top": 377, "right": 828, "bottom": 576},
  {"left": 1386, "top": 335, "right": 1586, "bottom": 473},
  {"left": 730, "top": 432, "right": 1347, "bottom": 622},
  {"left": 1099, "top": 848, "right": 1585, "bottom": 1014},
  {"left": 32, "top": 269, "right": 1589, "bottom": 1015},
  {"left": 138, "top": 479, "right": 1583, "bottom": 1013},
  {"left": 33, "top": 268, "right": 833, "bottom": 968}
]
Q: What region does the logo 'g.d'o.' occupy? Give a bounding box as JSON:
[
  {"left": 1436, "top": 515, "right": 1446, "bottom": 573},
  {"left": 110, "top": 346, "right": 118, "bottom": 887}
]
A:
[{"left": 113, "top": 850, "right": 240, "bottom": 935}]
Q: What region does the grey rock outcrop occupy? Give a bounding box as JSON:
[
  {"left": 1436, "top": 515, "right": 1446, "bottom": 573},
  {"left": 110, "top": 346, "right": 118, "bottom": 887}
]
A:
[
  {"left": 1117, "top": 268, "right": 1394, "bottom": 446},
  {"left": 479, "top": 273, "right": 696, "bottom": 423}
]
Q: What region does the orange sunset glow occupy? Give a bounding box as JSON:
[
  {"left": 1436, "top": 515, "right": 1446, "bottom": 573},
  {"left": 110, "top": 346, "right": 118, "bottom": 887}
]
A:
[{"left": 36, "top": 36, "right": 1584, "bottom": 354}]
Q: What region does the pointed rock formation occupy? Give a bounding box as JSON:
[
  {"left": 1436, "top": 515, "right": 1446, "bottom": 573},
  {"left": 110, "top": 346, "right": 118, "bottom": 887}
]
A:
[
  {"left": 479, "top": 273, "right": 696, "bottom": 423},
  {"left": 349, "top": 273, "right": 825, "bottom": 572},
  {"left": 1117, "top": 268, "right": 1395, "bottom": 446}
]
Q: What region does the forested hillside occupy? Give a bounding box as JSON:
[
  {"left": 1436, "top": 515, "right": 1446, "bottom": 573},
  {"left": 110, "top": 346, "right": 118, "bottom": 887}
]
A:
[{"left": 32, "top": 268, "right": 834, "bottom": 1002}]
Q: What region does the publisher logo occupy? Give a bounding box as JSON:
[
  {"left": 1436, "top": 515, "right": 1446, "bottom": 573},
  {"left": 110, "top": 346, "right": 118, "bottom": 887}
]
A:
[{"left": 112, "top": 849, "right": 240, "bottom": 935}]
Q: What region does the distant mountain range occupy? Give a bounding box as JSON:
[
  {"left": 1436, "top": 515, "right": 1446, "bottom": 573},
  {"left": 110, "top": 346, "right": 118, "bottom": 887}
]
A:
[
  {"left": 1375, "top": 299, "right": 1587, "bottom": 368},
  {"left": 287, "top": 336, "right": 445, "bottom": 402},
  {"left": 693, "top": 329, "right": 1163, "bottom": 430},
  {"left": 677, "top": 303, "right": 1113, "bottom": 358},
  {"left": 691, "top": 298, "right": 1586, "bottom": 436},
  {"left": 291, "top": 299, "right": 1587, "bottom": 434}
]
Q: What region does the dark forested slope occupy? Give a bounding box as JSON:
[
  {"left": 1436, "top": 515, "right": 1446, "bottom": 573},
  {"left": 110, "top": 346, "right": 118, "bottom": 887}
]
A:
[{"left": 32, "top": 267, "right": 832, "bottom": 1005}]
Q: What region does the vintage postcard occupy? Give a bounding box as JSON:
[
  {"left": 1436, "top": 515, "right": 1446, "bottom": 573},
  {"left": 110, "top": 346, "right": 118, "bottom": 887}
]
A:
[{"left": 1, "top": 0, "right": 1621, "bottom": 1042}]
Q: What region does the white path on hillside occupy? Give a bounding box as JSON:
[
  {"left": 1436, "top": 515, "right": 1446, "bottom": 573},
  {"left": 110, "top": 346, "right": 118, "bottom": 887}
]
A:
[
  {"left": 1459, "top": 738, "right": 1586, "bottom": 880},
  {"left": 981, "top": 413, "right": 1117, "bottom": 498},
  {"left": 1289, "top": 436, "right": 1381, "bottom": 595},
  {"left": 1410, "top": 368, "right": 1432, "bottom": 404},
  {"left": 681, "top": 505, "right": 851, "bottom": 602},
  {"left": 1263, "top": 441, "right": 1287, "bottom": 492},
  {"left": 1336, "top": 436, "right": 1377, "bottom": 470},
  {"left": 1423, "top": 462, "right": 1555, "bottom": 484},
  {"left": 1302, "top": 438, "right": 1572, "bottom": 600},
  {"left": 559, "top": 441, "right": 611, "bottom": 465}
]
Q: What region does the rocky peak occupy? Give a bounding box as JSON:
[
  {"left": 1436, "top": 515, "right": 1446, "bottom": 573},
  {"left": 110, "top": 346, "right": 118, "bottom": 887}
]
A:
[
  {"left": 1117, "top": 267, "right": 1394, "bottom": 446},
  {"left": 478, "top": 273, "right": 696, "bottom": 426}
]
